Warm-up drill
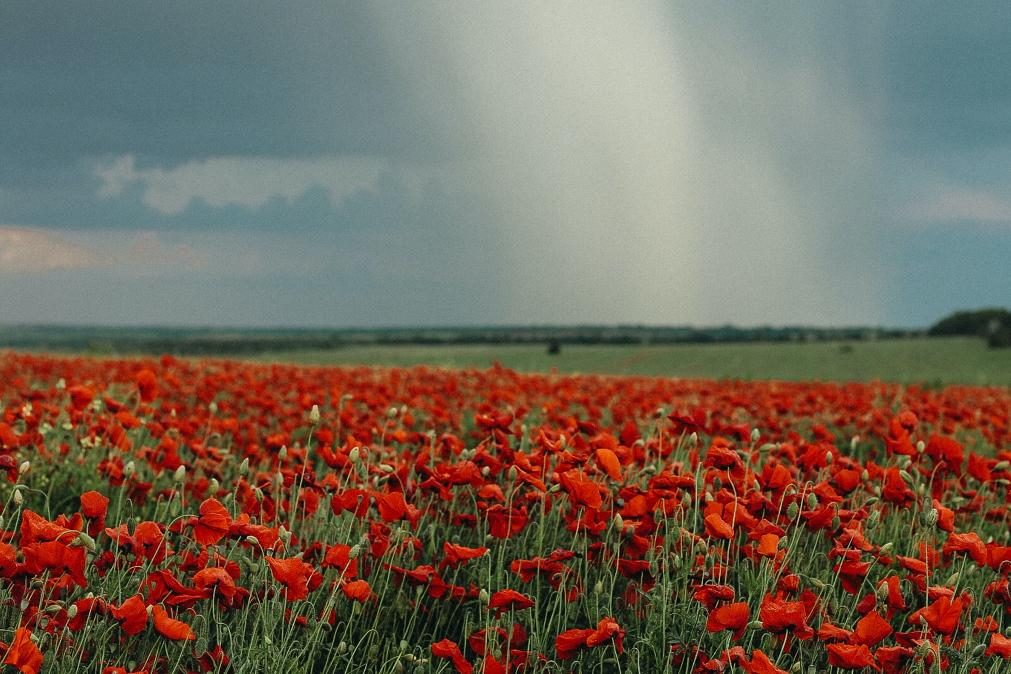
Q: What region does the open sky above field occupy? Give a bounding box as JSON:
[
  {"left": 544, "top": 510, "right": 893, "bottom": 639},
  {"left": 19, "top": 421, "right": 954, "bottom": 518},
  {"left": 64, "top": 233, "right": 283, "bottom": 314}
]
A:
[{"left": 1, "top": 2, "right": 1009, "bottom": 328}]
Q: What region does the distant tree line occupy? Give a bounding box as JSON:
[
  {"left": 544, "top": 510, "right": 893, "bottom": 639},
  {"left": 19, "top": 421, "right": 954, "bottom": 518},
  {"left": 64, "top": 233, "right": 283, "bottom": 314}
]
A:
[
  {"left": 0, "top": 324, "right": 924, "bottom": 356},
  {"left": 928, "top": 308, "right": 1011, "bottom": 349}
]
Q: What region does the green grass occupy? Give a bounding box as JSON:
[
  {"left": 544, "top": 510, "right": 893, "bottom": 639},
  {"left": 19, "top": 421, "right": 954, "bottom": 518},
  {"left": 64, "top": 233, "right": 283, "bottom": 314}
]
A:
[{"left": 253, "top": 337, "right": 1010, "bottom": 386}]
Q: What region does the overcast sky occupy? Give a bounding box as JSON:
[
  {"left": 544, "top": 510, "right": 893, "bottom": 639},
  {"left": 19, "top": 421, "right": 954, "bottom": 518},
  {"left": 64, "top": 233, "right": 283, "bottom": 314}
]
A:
[{"left": 1, "top": 1, "right": 1008, "bottom": 328}]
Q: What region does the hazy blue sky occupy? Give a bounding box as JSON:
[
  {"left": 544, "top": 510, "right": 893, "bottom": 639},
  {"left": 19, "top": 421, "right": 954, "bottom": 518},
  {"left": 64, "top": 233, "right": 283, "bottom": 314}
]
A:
[{"left": 1, "top": 1, "right": 1008, "bottom": 327}]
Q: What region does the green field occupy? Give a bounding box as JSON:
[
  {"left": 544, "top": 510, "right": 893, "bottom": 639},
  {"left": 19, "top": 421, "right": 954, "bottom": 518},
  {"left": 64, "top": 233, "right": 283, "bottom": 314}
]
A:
[{"left": 253, "top": 336, "right": 1010, "bottom": 386}]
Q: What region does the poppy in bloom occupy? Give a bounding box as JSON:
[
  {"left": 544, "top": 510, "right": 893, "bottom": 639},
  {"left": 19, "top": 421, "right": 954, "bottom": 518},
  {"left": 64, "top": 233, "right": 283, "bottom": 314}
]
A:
[
  {"left": 431, "top": 638, "right": 472, "bottom": 674},
  {"left": 441, "top": 542, "right": 489, "bottom": 569},
  {"left": 706, "top": 602, "right": 750, "bottom": 639},
  {"left": 743, "top": 649, "right": 788, "bottom": 674},
  {"left": 917, "top": 595, "right": 964, "bottom": 635},
  {"left": 986, "top": 633, "right": 1011, "bottom": 658},
  {"left": 852, "top": 610, "right": 892, "bottom": 647},
  {"left": 594, "top": 448, "right": 622, "bottom": 481},
  {"left": 266, "top": 556, "right": 322, "bottom": 601},
  {"left": 80, "top": 490, "right": 110, "bottom": 535},
  {"left": 135, "top": 368, "right": 158, "bottom": 402},
  {"left": 826, "top": 643, "right": 876, "bottom": 670},
  {"left": 151, "top": 605, "right": 196, "bottom": 641},
  {"left": 3, "top": 628, "right": 43, "bottom": 674},
  {"left": 341, "top": 579, "right": 371, "bottom": 603},
  {"left": 555, "top": 617, "right": 624, "bottom": 660},
  {"left": 489, "top": 589, "right": 535, "bottom": 616},
  {"left": 111, "top": 595, "right": 149, "bottom": 636},
  {"left": 193, "top": 498, "right": 231, "bottom": 546}
]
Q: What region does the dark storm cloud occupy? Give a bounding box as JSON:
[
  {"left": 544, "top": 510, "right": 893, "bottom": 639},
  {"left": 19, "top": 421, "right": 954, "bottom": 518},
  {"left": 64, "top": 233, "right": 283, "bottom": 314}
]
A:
[{"left": 0, "top": 1, "right": 448, "bottom": 170}]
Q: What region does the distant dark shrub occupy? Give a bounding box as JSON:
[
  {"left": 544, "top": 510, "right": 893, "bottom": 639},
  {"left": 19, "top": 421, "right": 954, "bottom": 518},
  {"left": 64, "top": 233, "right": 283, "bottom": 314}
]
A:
[{"left": 989, "top": 325, "right": 1011, "bottom": 349}]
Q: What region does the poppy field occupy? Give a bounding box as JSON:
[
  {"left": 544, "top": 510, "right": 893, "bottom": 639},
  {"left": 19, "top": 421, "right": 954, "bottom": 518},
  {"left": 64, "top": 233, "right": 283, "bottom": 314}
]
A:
[{"left": 0, "top": 352, "right": 1009, "bottom": 674}]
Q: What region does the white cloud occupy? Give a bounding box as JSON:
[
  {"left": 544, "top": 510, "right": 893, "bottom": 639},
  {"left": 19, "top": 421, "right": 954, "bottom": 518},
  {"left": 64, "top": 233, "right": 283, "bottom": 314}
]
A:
[
  {"left": 94, "top": 154, "right": 391, "bottom": 215},
  {"left": 0, "top": 226, "right": 100, "bottom": 272},
  {"left": 905, "top": 186, "right": 1011, "bottom": 224}
]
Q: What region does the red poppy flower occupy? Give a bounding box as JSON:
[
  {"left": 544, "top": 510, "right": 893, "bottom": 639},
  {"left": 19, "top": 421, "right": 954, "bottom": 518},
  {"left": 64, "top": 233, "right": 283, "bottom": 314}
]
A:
[
  {"left": 743, "top": 649, "right": 787, "bottom": 674},
  {"left": 706, "top": 602, "right": 750, "bottom": 639},
  {"left": 3, "top": 628, "right": 43, "bottom": 674},
  {"left": 151, "top": 605, "right": 196, "bottom": 641},
  {"left": 266, "top": 556, "right": 322, "bottom": 601},
  {"left": 111, "top": 595, "right": 149, "bottom": 636},
  {"left": 489, "top": 589, "right": 535, "bottom": 616},
  {"left": 826, "top": 643, "right": 877, "bottom": 670},
  {"left": 441, "top": 542, "right": 489, "bottom": 569},
  {"left": 918, "top": 595, "right": 964, "bottom": 635},
  {"left": 193, "top": 498, "right": 231, "bottom": 546},
  {"left": 986, "top": 633, "right": 1011, "bottom": 658},
  {"left": 341, "top": 579, "right": 371, "bottom": 603},
  {"left": 852, "top": 610, "right": 892, "bottom": 647},
  {"left": 431, "top": 638, "right": 472, "bottom": 674}
]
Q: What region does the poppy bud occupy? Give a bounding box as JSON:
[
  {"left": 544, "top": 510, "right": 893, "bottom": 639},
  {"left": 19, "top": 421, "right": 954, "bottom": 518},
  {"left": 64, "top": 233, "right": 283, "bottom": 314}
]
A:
[
  {"left": 866, "top": 510, "right": 880, "bottom": 529},
  {"left": 879, "top": 542, "right": 893, "bottom": 555},
  {"left": 924, "top": 509, "right": 938, "bottom": 526},
  {"left": 209, "top": 478, "right": 220, "bottom": 492},
  {"left": 13, "top": 489, "right": 23, "bottom": 505},
  {"left": 478, "top": 588, "right": 490, "bottom": 603},
  {"left": 481, "top": 466, "right": 490, "bottom": 477},
  {"left": 67, "top": 604, "right": 78, "bottom": 619},
  {"left": 337, "top": 641, "right": 348, "bottom": 654},
  {"left": 806, "top": 492, "right": 818, "bottom": 510},
  {"left": 246, "top": 535, "right": 261, "bottom": 547},
  {"left": 831, "top": 516, "right": 840, "bottom": 530},
  {"left": 750, "top": 428, "right": 760, "bottom": 443},
  {"left": 787, "top": 502, "right": 800, "bottom": 520},
  {"left": 380, "top": 464, "right": 395, "bottom": 474},
  {"left": 309, "top": 404, "right": 321, "bottom": 425},
  {"left": 349, "top": 447, "right": 361, "bottom": 463},
  {"left": 18, "top": 461, "right": 30, "bottom": 475},
  {"left": 861, "top": 469, "right": 870, "bottom": 481},
  {"left": 124, "top": 461, "right": 136, "bottom": 477},
  {"left": 278, "top": 445, "right": 288, "bottom": 461},
  {"left": 74, "top": 532, "right": 97, "bottom": 551},
  {"left": 387, "top": 407, "right": 398, "bottom": 419},
  {"left": 916, "top": 440, "right": 925, "bottom": 454},
  {"left": 613, "top": 514, "right": 624, "bottom": 531},
  {"left": 209, "top": 401, "right": 218, "bottom": 414},
  {"left": 825, "top": 452, "right": 833, "bottom": 465},
  {"left": 238, "top": 457, "right": 250, "bottom": 474},
  {"left": 348, "top": 545, "right": 362, "bottom": 560},
  {"left": 995, "top": 461, "right": 1010, "bottom": 471},
  {"left": 173, "top": 466, "right": 186, "bottom": 482}
]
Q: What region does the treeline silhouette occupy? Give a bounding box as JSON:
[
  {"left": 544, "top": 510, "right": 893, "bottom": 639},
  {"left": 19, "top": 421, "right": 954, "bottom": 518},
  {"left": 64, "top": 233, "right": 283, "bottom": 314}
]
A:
[{"left": 0, "top": 324, "right": 923, "bottom": 356}]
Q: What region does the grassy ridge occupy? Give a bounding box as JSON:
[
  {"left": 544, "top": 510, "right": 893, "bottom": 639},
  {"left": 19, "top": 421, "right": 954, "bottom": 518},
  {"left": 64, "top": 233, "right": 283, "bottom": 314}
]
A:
[{"left": 253, "top": 337, "right": 1010, "bottom": 386}]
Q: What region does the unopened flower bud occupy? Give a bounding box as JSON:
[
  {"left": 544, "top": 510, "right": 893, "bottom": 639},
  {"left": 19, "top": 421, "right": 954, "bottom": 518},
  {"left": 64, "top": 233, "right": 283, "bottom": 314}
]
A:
[
  {"left": 124, "top": 461, "right": 136, "bottom": 477},
  {"left": 18, "top": 461, "right": 30, "bottom": 475},
  {"left": 309, "top": 405, "right": 321, "bottom": 425},
  {"left": 173, "top": 465, "right": 186, "bottom": 483},
  {"left": 278, "top": 445, "right": 288, "bottom": 461}
]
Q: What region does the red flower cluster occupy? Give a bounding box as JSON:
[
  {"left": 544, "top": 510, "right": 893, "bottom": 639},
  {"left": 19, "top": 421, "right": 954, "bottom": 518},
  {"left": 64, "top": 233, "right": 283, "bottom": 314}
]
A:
[{"left": 0, "top": 352, "right": 1006, "bottom": 673}]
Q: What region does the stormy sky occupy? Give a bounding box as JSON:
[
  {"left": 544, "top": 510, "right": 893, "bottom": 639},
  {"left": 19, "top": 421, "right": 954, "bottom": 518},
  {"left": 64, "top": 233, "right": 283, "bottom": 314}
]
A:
[{"left": 1, "top": 1, "right": 1008, "bottom": 328}]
